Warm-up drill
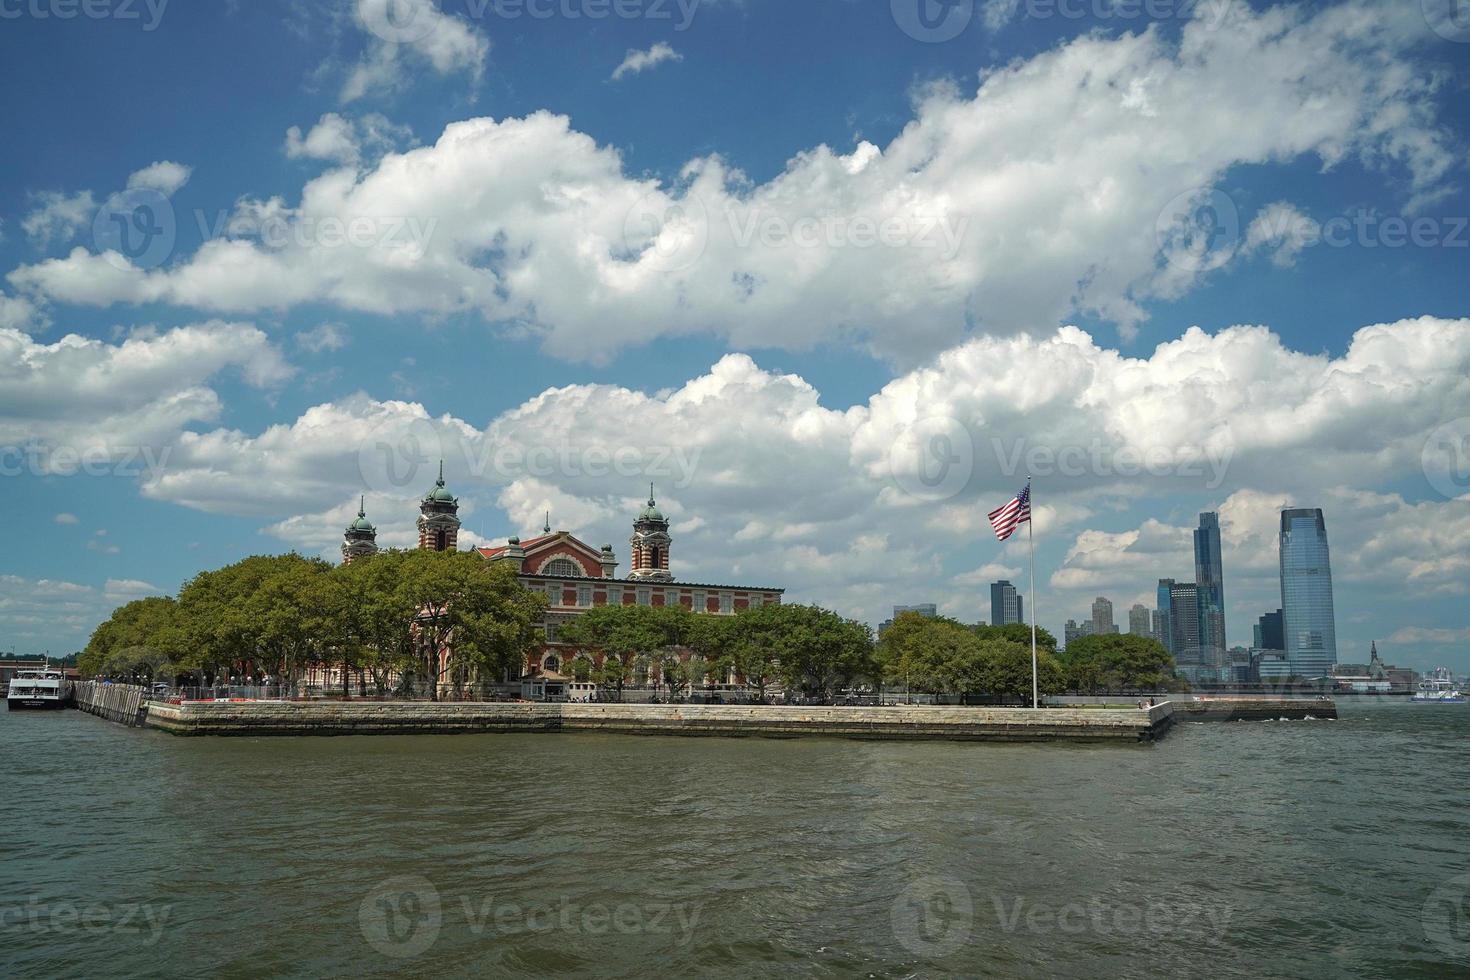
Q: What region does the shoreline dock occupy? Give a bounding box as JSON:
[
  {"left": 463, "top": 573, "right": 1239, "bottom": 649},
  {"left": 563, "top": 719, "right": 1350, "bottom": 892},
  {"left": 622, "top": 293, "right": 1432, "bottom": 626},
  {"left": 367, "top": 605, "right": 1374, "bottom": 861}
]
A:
[{"left": 138, "top": 697, "right": 1336, "bottom": 740}]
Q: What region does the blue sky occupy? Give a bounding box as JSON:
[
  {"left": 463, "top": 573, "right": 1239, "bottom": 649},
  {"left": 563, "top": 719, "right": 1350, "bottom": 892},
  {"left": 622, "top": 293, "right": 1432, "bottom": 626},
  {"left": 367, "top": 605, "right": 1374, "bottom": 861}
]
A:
[{"left": 2, "top": 0, "right": 1469, "bottom": 672}]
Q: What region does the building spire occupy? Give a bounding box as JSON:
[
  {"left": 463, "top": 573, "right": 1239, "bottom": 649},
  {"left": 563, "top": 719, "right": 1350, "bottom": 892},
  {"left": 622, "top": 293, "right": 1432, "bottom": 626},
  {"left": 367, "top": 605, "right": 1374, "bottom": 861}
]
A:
[
  {"left": 544, "top": 511, "right": 551, "bottom": 534},
  {"left": 630, "top": 481, "right": 672, "bottom": 582},
  {"left": 436, "top": 459, "right": 445, "bottom": 487},
  {"left": 358, "top": 495, "right": 366, "bottom": 517}
]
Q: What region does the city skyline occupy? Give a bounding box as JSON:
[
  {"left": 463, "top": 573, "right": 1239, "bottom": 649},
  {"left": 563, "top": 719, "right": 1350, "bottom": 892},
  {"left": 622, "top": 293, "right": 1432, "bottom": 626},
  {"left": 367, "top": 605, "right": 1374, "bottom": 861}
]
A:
[
  {"left": 1061, "top": 506, "right": 1344, "bottom": 682},
  {"left": 1, "top": 482, "right": 1448, "bottom": 676}
]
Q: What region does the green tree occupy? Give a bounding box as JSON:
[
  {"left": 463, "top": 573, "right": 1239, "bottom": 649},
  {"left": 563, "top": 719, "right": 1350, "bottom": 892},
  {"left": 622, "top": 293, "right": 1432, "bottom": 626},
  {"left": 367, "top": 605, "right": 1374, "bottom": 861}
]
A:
[
  {"left": 395, "top": 550, "right": 548, "bottom": 699},
  {"left": 974, "top": 621, "right": 1058, "bottom": 653},
  {"left": 82, "top": 596, "right": 188, "bottom": 680},
  {"left": 877, "top": 613, "right": 981, "bottom": 697},
  {"left": 560, "top": 603, "right": 669, "bottom": 698},
  {"left": 974, "top": 637, "right": 1065, "bottom": 703},
  {"left": 729, "top": 640, "right": 779, "bottom": 703},
  {"left": 247, "top": 553, "right": 336, "bottom": 691},
  {"left": 654, "top": 651, "right": 691, "bottom": 700},
  {"left": 1058, "top": 633, "right": 1178, "bottom": 692},
  {"left": 652, "top": 603, "right": 695, "bottom": 648},
  {"left": 723, "top": 603, "right": 873, "bottom": 702},
  {"left": 339, "top": 550, "right": 422, "bottom": 694},
  {"left": 175, "top": 554, "right": 315, "bottom": 685},
  {"left": 878, "top": 613, "right": 1064, "bottom": 703},
  {"left": 569, "top": 654, "right": 595, "bottom": 682},
  {"left": 590, "top": 653, "right": 631, "bottom": 700}
]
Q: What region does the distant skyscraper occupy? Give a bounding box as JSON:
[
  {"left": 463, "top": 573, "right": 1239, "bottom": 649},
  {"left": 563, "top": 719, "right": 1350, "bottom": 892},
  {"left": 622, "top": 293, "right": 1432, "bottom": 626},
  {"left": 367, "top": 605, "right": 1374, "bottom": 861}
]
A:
[
  {"left": 1091, "top": 597, "right": 1118, "bottom": 635},
  {"left": 1253, "top": 609, "right": 1284, "bottom": 651},
  {"left": 1064, "top": 619, "right": 1095, "bottom": 647},
  {"left": 991, "top": 581, "right": 1024, "bottom": 626},
  {"left": 1167, "top": 581, "right": 1204, "bottom": 680},
  {"left": 1156, "top": 580, "right": 1176, "bottom": 657},
  {"left": 1128, "top": 603, "right": 1152, "bottom": 638},
  {"left": 1280, "top": 508, "right": 1338, "bottom": 678},
  {"left": 878, "top": 603, "right": 937, "bottom": 637},
  {"left": 1194, "top": 512, "right": 1227, "bottom": 675}
]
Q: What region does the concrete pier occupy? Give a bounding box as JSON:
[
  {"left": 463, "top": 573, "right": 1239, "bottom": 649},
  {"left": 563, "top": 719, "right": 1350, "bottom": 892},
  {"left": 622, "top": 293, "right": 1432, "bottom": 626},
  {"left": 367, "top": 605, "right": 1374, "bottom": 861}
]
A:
[
  {"left": 1167, "top": 697, "right": 1338, "bottom": 722},
  {"left": 142, "top": 697, "right": 1335, "bottom": 740}
]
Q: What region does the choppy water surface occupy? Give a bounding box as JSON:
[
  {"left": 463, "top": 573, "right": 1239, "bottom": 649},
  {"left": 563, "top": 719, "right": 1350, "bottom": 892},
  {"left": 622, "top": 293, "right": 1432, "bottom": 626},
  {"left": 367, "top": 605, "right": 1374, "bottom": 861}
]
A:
[{"left": 2, "top": 700, "right": 1467, "bottom": 978}]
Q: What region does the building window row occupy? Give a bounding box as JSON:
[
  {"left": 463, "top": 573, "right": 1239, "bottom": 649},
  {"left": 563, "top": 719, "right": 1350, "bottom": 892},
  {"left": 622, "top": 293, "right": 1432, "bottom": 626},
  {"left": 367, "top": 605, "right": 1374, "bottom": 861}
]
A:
[{"left": 529, "top": 580, "right": 777, "bottom": 614}]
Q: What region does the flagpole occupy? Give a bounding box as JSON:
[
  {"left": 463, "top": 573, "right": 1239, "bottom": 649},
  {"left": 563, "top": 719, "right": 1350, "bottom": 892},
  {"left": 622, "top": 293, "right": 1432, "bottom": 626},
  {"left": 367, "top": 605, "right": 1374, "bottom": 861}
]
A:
[{"left": 1029, "top": 479, "right": 1038, "bottom": 709}]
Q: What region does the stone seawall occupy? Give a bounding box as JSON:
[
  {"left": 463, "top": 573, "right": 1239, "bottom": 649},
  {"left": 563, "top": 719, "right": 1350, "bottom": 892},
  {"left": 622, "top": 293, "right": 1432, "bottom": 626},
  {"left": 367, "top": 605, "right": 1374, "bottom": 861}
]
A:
[
  {"left": 143, "top": 700, "right": 1184, "bottom": 741},
  {"left": 1168, "top": 697, "right": 1338, "bottom": 722},
  {"left": 142, "top": 698, "right": 1333, "bottom": 740}
]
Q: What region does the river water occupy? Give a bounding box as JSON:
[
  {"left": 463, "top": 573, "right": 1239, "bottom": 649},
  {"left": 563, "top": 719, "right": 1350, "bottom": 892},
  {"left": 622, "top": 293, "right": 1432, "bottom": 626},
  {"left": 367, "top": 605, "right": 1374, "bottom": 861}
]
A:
[{"left": 1, "top": 700, "right": 1467, "bottom": 978}]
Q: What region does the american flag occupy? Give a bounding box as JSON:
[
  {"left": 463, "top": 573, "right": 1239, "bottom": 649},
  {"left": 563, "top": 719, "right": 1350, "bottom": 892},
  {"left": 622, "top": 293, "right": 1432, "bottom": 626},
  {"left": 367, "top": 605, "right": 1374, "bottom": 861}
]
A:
[{"left": 988, "top": 481, "right": 1031, "bottom": 541}]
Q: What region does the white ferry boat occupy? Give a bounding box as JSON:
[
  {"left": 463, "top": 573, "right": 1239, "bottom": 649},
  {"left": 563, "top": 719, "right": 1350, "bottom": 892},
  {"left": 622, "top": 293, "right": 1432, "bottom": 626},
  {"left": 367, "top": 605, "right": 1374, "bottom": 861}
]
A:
[
  {"left": 1413, "top": 667, "right": 1466, "bottom": 704},
  {"left": 6, "top": 668, "right": 72, "bottom": 710}
]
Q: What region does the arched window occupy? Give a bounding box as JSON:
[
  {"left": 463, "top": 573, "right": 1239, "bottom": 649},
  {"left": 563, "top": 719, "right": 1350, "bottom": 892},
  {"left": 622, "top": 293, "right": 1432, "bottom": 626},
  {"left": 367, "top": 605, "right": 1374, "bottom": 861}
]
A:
[
  {"left": 542, "top": 654, "right": 560, "bottom": 674},
  {"left": 541, "top": 557, "right": 583, "bottom": 577}
]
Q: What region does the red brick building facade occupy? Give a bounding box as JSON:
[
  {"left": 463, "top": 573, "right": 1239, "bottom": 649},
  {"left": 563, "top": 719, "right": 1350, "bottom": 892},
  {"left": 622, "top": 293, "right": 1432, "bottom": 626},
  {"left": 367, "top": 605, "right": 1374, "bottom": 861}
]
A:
[{"left": 343, "top": 479, "right": 783, "bottom": 681}]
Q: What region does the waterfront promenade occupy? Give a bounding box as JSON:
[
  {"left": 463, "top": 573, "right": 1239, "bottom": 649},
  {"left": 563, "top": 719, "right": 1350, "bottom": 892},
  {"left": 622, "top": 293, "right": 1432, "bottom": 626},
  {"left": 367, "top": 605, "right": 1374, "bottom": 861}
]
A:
[{"left": 139, "top": 697, "right": 1335, "bottom": 740}]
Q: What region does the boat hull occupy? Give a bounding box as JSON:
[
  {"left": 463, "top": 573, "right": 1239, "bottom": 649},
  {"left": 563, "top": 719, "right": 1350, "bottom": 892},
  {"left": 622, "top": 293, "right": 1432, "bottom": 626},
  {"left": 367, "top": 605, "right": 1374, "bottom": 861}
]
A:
[{"left": 6, "top": 697, "right": 66, "bottom": 710}]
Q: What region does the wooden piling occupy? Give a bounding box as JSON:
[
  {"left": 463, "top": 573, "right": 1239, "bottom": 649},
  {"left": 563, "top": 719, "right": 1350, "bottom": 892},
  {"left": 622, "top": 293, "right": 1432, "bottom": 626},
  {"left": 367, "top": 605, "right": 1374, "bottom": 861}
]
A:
[{"left": 72, "top": 681, "right": 148, "bottom": 727}]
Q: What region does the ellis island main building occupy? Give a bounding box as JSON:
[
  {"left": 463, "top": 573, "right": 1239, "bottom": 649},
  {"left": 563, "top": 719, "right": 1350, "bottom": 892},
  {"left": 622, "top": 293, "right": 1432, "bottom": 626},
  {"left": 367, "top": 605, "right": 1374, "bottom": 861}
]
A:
[{"left": 341, "top": 470, "right": 784, "bottom": 683}]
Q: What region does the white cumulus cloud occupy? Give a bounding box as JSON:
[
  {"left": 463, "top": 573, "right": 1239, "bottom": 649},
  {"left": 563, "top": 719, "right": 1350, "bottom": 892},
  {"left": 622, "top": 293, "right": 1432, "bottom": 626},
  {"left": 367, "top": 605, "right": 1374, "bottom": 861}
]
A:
[
  {"left": 126, "top": 161, "right": 193, "bottom": 196},
  {"left": 611, "top": 42, "right": 682, "bottom": 81},
  {"left": 0, "top": 321, "right": 293, "bottom": 468},
  {"left": 78, "top": 315, "right": 1470, "bottom": 631},
  {"left": 343, "top": 0, "right": 488, "bottom": 103},
  {"left": 8, "top": 2, "right": 1454, "bottom": 364}
]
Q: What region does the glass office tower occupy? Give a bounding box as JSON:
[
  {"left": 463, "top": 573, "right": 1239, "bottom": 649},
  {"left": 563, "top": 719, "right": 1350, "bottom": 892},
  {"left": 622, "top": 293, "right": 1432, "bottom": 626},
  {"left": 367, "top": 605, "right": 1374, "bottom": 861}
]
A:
[
  {"left": 1279, "top": 508, "right": 1338, "bottom": 678},
  {"left": 1168, "top": 581, "right": 1203, "bottom": 679},
  {"left": 990, "top": 581, "right": 1024, "bottom": 626},
  {"left": 1194, "top": 512, "right": 1227, "bottom": 679},
  {"left": 1156, "top": 579, "right": 1175, "bottom": 657}
]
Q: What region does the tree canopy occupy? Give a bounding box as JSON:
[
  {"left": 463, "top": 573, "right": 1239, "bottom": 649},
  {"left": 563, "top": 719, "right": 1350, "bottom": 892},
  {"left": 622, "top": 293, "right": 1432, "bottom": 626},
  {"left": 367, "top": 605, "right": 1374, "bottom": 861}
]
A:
[
  {"left": 555, "top": 600, "right": 874, "bottom": 701},
  {"left": 81, "top": 550, "right": 548, "bottom": 698},
  {"left": 1056, "top": 632, "right": 1185, "bottom": 693},
  {"left": 876, "top": 611, "right": 1064, "bottom": 702}
]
